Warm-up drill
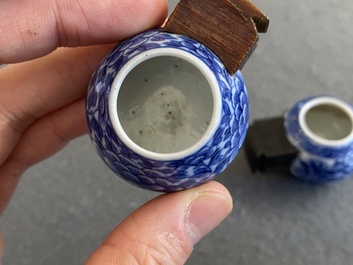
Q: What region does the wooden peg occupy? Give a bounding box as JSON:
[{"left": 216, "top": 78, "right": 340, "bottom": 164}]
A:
[{"left": 163, "top": 0, "right": 269, "bottom": 75}]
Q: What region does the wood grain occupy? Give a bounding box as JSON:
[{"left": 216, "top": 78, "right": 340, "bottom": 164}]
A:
[{"left": 163, "top": 0, "right": 269, "bottom": 75}]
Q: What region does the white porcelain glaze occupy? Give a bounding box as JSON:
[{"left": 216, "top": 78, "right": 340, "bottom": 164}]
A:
[{"left": 299, "top": 96, "right": 353, "bottom": 147}]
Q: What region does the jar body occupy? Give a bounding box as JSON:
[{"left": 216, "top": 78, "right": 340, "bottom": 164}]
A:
[
  {"left": 86, "top": 30, "right": 249, "bottom": 191},
  {"left": 284, "top": 96, "right": 353, "bottom": 182}
]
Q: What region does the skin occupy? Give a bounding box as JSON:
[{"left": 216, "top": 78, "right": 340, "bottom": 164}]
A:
[{"left": 0, "top": 0, "right": 233, "bottom": 264}]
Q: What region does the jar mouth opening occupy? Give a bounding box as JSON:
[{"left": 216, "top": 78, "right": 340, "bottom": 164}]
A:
[
  {"left": 299, "top": 97, "right": 353, "bottom": 147},
  {"left": 109, "top": 48, "right": 222, "bottom": 161}
]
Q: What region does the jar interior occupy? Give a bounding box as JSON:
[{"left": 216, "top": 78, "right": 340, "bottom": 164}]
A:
[
  {"left": 305, "top": 104, "right": 353, "bottom": 141},
  {"left": 117, "top": 56, "right": 214, "bottom": 153}
]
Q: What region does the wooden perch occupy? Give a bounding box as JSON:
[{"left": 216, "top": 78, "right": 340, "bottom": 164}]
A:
[
  {"left": 229, "top": 0, "right": 269, "bottom": 33},
  {"left": 163, "top": 0, "right": 269, "bottom": 75}
]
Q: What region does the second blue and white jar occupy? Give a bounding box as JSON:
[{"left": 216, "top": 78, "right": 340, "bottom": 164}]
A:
[
  {"left": 86, "top": 29, "right": 249, "bottom": 192},
  {"left": 284, "top": 96, "right": 353, "bottom": 183}
]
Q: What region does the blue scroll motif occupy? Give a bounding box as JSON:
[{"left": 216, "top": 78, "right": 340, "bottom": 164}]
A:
[{"left": 86, "top": 29, "right": 249, "bottom": 191}]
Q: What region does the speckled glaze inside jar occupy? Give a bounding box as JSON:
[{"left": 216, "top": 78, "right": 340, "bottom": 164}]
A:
[{"left": 109, "top": 49, "right": 221, "bottom": 160}]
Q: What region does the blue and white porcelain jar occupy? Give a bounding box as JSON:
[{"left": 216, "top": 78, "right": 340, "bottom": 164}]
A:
[
  {"left": 86, "top": 29, "right": 249, "bottom": 192},
  {"left": 284, "top": 96, "right": 353, "bottom": 183}
]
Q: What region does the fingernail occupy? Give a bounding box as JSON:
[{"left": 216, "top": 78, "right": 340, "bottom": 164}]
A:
[{"left": 186, "top": 192, "right": 233, "bottom": 245}]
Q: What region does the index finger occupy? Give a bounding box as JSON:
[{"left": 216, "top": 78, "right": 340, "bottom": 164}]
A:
[{"left": 0, "top": 0, "right": 168, "bottom": 63}]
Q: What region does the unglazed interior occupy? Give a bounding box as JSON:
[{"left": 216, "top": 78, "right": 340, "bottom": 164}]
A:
[
  {"left": 115, "top": 54, "right": 215, "bottom": 154},
  {"left": 300, "top": 98, "right": 353, "bottom": 145},
  {"left": 305, "top": 104, "right": 352, "bottom": 141}
]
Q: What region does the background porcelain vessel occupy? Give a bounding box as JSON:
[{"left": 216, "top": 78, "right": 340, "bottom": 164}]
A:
[
  {"left": 86, "top": 29, "right": 249, "bottom": 192},
  {"left": 284, "top": 96, "right": 353, "bottom": 183}
]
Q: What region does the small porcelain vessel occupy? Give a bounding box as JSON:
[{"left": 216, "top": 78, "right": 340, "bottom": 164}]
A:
[
  {"left": 86, "top": 29, "right": 249, "bottom": 192},
  {"left": 284, "top": 96, "right": 353, "bottom": 182}
]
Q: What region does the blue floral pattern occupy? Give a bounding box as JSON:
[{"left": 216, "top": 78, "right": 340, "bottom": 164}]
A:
[
  {"left": 284, "top": 96, "right": 353, "bottom": 183},
  {"left": 86, "top": 29, "right": 249, "bottom": 192},
  {"left": 290, "top": 155, "right": 353, "bottom": 183}
]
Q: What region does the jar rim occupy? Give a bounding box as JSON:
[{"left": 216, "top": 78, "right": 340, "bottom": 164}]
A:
[
  {"left": 109, "top": 48, "right": 222, "bottom": 161},
  {"left": 298, "top": 96, "right": 353, "bottom": 147}
]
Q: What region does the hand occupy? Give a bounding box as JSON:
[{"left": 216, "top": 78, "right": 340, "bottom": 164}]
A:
[{"left": 0, "top": 0, "right": 233, "bottom": 264}]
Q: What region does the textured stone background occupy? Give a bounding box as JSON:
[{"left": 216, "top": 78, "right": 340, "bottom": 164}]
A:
[{"left": 1, "top": 0, "right": 353, "bottom": 264}]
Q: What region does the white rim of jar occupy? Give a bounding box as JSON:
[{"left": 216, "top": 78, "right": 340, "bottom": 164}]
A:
[
  {"left": 108, "top": 48, "right": 222, "bottom": 161},
  {"left": 298, "top": 96, "right": 353, "bottom": 147}
]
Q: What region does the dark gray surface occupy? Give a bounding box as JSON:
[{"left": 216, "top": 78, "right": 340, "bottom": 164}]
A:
[{"left": 2, "top": 0, "right": 353, "bottom": 264}]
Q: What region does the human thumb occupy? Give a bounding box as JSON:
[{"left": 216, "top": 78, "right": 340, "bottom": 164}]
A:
[{"left": 85, "top": 181, "right": 233, "bottom": 265}]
